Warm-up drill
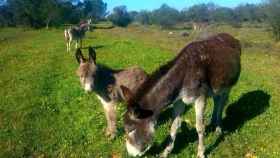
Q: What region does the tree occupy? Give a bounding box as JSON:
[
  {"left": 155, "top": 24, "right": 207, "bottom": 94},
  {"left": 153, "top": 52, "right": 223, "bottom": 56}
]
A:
[
  {"left": 128, "top": 11, "right": 138, "bottom": 22},
  {"left": 108, "top": 5, "right": 132, "bottom": 27},
  {"left": 266, "top": 0, "right": 280, "bottom": 40},
  {"left": 183, "top": 3, "right": 214, "bottom": 22},
  {"left": 6, "top": 0, "right": 60, "bottom": 28},
  {"left": 151, "top": 4, "right": 181, "bottom": 28},
  {"left": 41, "top": 0, "right": 60, "bottom": 28},
  {"left": 1, "top": 0, "right": 107, "bottom": 28},
  {"left": 58, "top": 0, "right": 81, "bottom": 24},
  {"left": 0, "top": 4, "right": 14, "bottom": 27},
  {"left": 235, "top": 4, "right": 259, "bottom": 22},
  {"left": 135, "top": 10, "right": 151, "bottom": 25},
  {"left": 211, "top": 7, "right": 235, "bottom": 23},
  {"left": 83, "top": 0, "right": 107, "bottom": 21}
]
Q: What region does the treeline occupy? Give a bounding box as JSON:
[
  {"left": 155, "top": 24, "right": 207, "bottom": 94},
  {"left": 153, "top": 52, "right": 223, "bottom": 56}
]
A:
[
  {"left": 0, "top": 0, "right": 107, "bottom": 28},
  {"left": 1, "top": 0, "right": 280, "bottom": 40},
  {"left": 108, "top": 3, "right": 267, "bottom": 28},
  {"left": 0, "top": 1, "right": 266, "bottom": 28},
  {"left": 108, "top": 1, "right": 280, "bottom": 40}
]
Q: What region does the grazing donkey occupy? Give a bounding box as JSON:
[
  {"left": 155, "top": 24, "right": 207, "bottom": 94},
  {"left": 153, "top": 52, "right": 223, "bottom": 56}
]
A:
[
  {"left": 75, "top": 47, "right": 148, "bottom": 139},
  {"left": 120, "top": 33, "right": 241, "bottom": 158},
  {"left": 65, "top": 19, "right": 92, "bottom": 52},
  {"left": 192, "top": 22, "right": 208, "bottom": 31}
]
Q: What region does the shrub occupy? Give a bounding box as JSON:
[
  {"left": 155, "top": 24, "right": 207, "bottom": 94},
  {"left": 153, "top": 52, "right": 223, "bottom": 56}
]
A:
[
  {"left": 266, "top": 0, "right": 280, "bottom": 40},
  {"left": 108, "top": 6, "right": 132, "bottom": 27}
]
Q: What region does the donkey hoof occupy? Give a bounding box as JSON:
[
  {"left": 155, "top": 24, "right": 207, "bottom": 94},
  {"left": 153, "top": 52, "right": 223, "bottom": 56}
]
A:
[
  {"left": 197, "top": 153, "right": 205, "bottom": 158},
  {"left": 159, "top": 153, "right": 168, "bottom": 158},
  {"left": 197, "top": 147, "right": 205, "bottom": 158},
  {"left": 108, "top": 133, "right": 116, "bottom": 140},
  {"left": 106, "top": 132, "right": 116, "bottom": 140},
  {"left": 105, "top": 129, "right": 116, "bottom": 139}
]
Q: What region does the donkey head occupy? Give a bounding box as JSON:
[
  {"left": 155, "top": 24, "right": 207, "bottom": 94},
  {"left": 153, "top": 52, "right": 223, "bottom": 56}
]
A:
[
  {"left": 79, "top": 19, "right": 92, "bottom": 31},
  {"left": 120, "top": 86, "right": 155, "bottom": 157},
  {"left": 75, "top": 47, "right": 97, "bottom": 92}
]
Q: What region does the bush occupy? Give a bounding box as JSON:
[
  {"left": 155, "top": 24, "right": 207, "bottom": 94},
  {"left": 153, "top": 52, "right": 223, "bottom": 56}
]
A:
[
  {"left": 151, "top": 4, "right": 181, "bottom": 29},
  {"left": 108, "top": 6, "right": 132, "bottom": 27},
  {"left": 135, "top": 10, "right": 151, "bottom": 25},
  {"left": 266, "top": 0, "right": 280, "bottom": 40}
]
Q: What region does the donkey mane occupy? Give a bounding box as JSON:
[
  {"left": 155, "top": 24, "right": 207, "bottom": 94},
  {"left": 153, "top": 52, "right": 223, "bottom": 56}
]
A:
[
  {"left": 94, "top": 63, "right": 121, "bottom": 91},
  {"left": 130, "top": 33, "right": 241, "bottom": 107},
  {"left": 131, "top": 51, "right": 184, "bottom": 103}
]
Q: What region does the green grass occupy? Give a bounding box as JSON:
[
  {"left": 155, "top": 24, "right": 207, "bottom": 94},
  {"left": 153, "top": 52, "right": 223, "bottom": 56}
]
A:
[{"left": 0, "top": 25, "right": 280, "bottom": 158}]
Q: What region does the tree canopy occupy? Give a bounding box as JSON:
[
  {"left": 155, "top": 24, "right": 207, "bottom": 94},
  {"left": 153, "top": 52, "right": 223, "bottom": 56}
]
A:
[
  {"left": 0, "top": 0, "right": 107, "bottom": 28},
  {"left": 0, "top": 1, "right": 272, "bottom": 30},
  {"left": 108, "top": 5, "right": 131, "bottom": 27}
]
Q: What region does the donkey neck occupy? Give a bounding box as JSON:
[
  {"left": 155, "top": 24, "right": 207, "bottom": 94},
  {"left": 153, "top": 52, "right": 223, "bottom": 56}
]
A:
[
  {"left": 79, "top": 24, "right": 89, "bottom": 32},
  {"left": 137, "top": 53, "right": 187, "bottom": 112},
  {"left": 93, "top": 64, "right": 119, "bottom": 97}
]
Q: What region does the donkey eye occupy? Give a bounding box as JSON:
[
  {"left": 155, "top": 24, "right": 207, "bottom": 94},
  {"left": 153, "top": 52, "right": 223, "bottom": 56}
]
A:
[{"left": 125, "top": 124, "right": 135, "bottom": 133}]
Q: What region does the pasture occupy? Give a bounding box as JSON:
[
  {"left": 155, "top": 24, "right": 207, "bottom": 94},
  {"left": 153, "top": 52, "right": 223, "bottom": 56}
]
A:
[{"left": 0, "top": 25, "right": 280, "bottom": 157}]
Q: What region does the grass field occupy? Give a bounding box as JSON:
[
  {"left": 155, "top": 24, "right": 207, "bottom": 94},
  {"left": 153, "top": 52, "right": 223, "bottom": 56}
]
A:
[{"left": 0, "top": 24, "right": 280, "bottom": 158}]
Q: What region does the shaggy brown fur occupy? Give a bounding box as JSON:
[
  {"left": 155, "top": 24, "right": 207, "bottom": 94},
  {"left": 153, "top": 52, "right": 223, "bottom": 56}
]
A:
[
  {"left": 75, "top": 47, "right": 148, "bottom": 139},
  {"left": 121, "top": 33, "right": 241, "bottom": 158}
]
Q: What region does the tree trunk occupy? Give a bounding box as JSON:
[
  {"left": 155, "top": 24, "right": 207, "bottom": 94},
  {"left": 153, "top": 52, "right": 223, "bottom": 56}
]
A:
[{"left": 46, "top": 18, "right": 50, "bottom": 29}]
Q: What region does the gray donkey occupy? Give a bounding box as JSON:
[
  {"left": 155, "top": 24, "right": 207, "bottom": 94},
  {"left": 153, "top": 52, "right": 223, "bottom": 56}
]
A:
[
  {"left": 75, "top": 47, "right": 148, "bottom": 139},
  {"left": 65, "top": 19, "right": 92, "bottom": 52}
]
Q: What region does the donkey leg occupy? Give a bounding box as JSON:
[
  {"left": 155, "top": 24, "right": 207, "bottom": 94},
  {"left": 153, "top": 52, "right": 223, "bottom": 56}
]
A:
[
  {"left": 66, "top": 41, "right": 68, "bottom": 52},
  {"left": 66, "top": 42, "right": 69, "bottom": 52},
  {"left": 160, "top": 102, "right": 185, "bottom": 158},
  {"left": 104, "top": 103, "right": 117, "bottom": 139},
  {"left": 75, "top": 41, "right": 78, "bottom": 49},
  {"left": 211, "top": 90, "right": 230, "bottom": 134},
  {"left": 195, "top": 95, "right": 206, "bottom": 158},
  {"left": 97, "top": 96, "right": 117, "bottom": 139},
  {"left": 68, "top": 42, "right": 71, "bottom": 52}
]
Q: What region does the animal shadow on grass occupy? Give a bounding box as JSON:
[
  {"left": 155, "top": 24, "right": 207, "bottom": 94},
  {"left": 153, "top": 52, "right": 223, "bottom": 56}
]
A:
[
  {"left": 148, "top": 90, "right": 270, "bottom": 156},
  {"left": 79, "top": 45, "right": 104, "bottom": 50},
  {"left": 205, "top": 90, "right": 270, "bottom": 155},
  {"left": 92, "top": 45, "right": 105, "bottom": 49},
  {"left": 148, "top": 101, "right": 192, "bottom": 155},
  {"left": 157, "top": 101, "right": 191, "bottom": 126}
]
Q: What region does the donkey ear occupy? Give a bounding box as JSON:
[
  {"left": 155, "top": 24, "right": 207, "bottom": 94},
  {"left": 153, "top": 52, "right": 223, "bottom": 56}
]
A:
[
  {"left": 120, "top": 85, "right": 133, "bottom": 102},
  {"left": 88, "top": 47, "right": 96, "bottom": 64},
  {"left": 75, "top": 48, "right": 85, "bottom": 64},
  {"left": 120, "top": 85, "right": 154, "bottom": 119}
]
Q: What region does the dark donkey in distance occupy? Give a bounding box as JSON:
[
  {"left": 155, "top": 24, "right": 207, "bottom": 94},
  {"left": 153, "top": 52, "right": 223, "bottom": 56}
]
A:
[
  {"left": 75, "top": 47, "right": 148, "bottom": 139},
  {"left": 120, "top": 33, "right": 241, "bottom": 158}
]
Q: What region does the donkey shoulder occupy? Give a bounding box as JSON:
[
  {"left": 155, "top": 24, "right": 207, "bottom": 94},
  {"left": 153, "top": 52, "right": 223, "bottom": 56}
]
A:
[{"left": 114, "top": 67, "right": 148, "bottom": 93}]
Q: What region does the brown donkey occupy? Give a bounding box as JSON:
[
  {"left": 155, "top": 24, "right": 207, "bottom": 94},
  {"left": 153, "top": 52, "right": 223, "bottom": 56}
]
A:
[
  {"left": 75, "top": 47, "right": 148, "bottom": 139},
  {"left": 120, "top": 33, "right": 241, "bottom": 158}
]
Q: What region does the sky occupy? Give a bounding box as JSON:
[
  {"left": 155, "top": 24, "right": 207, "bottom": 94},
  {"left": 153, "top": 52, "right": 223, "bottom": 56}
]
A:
[{"left": 104, "top": 0, "right": 263, "bottom": 11}]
